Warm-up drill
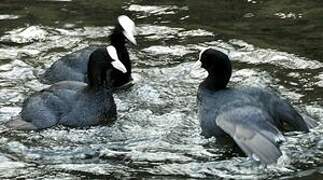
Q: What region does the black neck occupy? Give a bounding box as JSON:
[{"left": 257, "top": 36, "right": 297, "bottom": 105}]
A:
[
  {"left": 88, "top": 68, "right": 114, "bottom": 90},
  {"left": 87, "top": 48, "right": 115, "bottom": 89},
  {"left": 109, "top": 30, "right": 126, "bottom": 49},
  {"left": 200, "top": 72, "right": 229, "bottom": 91},
  {"left": 108, "top": 30, "right": 132, "bottom": 78},
  {"left": 101, "top": 27, "right": 133, "bottom": 87}
]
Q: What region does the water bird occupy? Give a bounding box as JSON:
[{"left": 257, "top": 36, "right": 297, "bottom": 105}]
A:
[
  {"left": 42, "top": 15, "right": 137, "bottom": 88},
  {"left": 7, "top": 46, "right": 127, "bottom": 130},
  {"left": 194, "top": 48, "right": 315, "bottom": 164}
]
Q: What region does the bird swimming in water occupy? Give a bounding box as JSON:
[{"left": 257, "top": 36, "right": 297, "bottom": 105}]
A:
[
  {"left": 42, "top": 15, "right": 137, "bottom": 88},
  {"left": 7, "top": 45, "right": 127, "bottom": 130},
  {"left": 194, "top": 48, "right": 315, "bottom": 164}
]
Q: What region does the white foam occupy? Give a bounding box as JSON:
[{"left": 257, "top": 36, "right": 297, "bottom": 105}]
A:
[
  {"left": 178, "top": 29, "right": 214, "bottom": 37},
  {"left": 0, "top": 15, "right": 20, "bottom": 20},
  {"left": 142, "top": 45, "right": 194, "bottom": 56},
  {"left": 201, "top": 40, "right": 323, "bottom": 69},
  {"left": 127, "top": 4, "right": 184, "bottom": 15},
  {"left": 0, "top": 26, "right": 48, "bottom": 43}
]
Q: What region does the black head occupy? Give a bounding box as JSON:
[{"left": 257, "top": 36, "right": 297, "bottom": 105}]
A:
[
  {"left": 195, "top": 48, "right": 232, "bottom": 90},
  {"left": 109, "top": 15, "right": 137, "bottom": 47},
  {"left": 87, "top": 46, "right": 127, "bottom": 89}
]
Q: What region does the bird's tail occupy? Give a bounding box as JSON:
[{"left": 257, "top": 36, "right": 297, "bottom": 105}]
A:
[{"left": 4, "top": 115, "right": 38, "bottom": 131}]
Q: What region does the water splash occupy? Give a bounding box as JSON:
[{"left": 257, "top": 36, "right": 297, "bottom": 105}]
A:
[{"left": 0, "top": 1, "right": 322, "bottom": 179}]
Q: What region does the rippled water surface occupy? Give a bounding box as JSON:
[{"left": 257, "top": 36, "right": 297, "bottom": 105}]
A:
[{"left": 0, "top": 0, "right": 323, "bottom": 179}]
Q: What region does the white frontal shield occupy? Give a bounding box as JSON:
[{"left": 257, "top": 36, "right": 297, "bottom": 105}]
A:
[
  {"left": 118, "top": 15, "right": 137, "bottom": 45},
  {"left": 107, "top": 45, "right": 127, "bottom": 73}
]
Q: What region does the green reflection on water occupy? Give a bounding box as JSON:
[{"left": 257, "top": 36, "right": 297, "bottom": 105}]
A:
[{"left": 1, "top": 0, "right": 323, "bottom": 61}]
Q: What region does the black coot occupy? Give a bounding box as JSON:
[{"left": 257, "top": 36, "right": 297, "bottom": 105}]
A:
[
  {"left": 7, "top": 46, "right": 127, "bottom": 130},
  {"left": 42, "top": 15, "right": 137, "bottom": 88},
  {"left": 195, "top": 48, "right": 314, "bottom": 164}
]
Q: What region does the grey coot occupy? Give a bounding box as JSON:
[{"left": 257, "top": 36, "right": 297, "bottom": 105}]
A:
[
  {"left": 42, "top": 15, "right": 137, "bottom": 88},
  {"left": 7, "top": 46, "right": 127, "bottom": 130},
  {"left": 194, "top": 48, "right": 314, "bottom": 164}
]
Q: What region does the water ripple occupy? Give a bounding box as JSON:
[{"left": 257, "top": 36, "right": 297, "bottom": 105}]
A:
[
  {"left": 0, "top": 10, "right": 322, "bottom": 179},
  {"left": 126, "top": 4, "right": 188, "bottom": 16}
]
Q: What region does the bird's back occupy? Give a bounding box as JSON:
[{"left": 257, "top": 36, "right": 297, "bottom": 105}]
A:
[
  {"left": 197, "top": 86, "right": 286, "bottom": 163},
  {"left": 21, "top": 81, "right": 86, "bottom": 129},
  {"left": 59, "top": 86, "right": 117, "bottom": 127},
  {"left": 197, "top": 86, "right": 288, "bottom": 138},
  {"left": 42, "top": 46, "right": 98, "bottom": 83}
]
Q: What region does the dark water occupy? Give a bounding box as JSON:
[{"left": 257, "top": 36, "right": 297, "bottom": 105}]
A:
[{"left": 0, "top": 0, "right": 323, "bottom": 179}]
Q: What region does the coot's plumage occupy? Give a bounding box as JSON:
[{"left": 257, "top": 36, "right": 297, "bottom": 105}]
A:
[
  {"left": 195, "top": 48, "right": 313, "bottom": 164},
  {"left": 42, "top": 15, "right": 136, "bottom": 88},
  {"left": 7, "top": 46, "right": 127, "bottom": 130}
]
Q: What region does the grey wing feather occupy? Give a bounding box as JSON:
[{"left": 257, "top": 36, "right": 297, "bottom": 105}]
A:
[{"left": 216, "top": 107, "right": 284, "bottom": 164}]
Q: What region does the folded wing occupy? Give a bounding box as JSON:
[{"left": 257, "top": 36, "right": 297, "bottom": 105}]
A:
[{"left": 216, "top": 106, "right": 285, "bottom": 164}]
